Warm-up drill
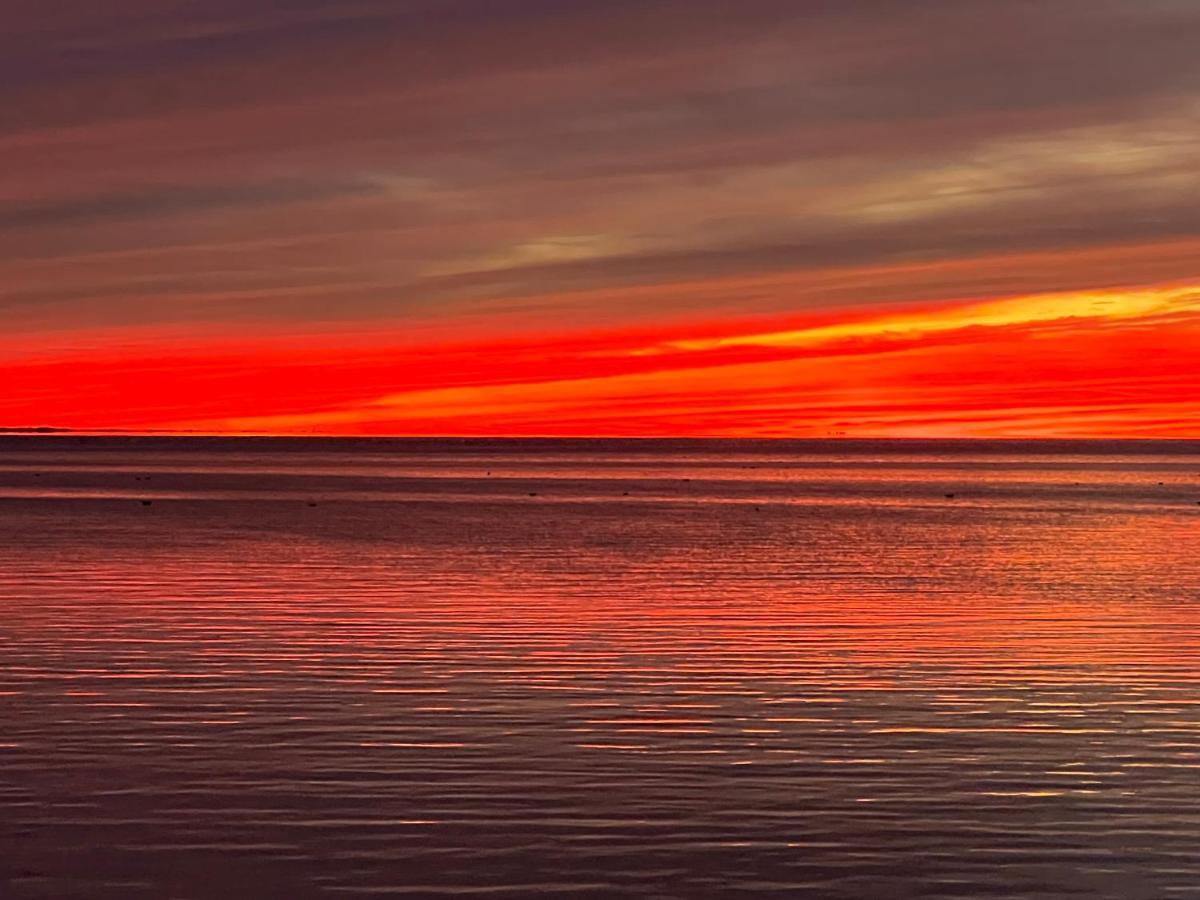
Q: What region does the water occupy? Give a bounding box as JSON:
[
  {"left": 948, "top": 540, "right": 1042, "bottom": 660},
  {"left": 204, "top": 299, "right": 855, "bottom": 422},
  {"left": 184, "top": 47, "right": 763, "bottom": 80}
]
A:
[{"left": 2, "top": 438, "right": 1198, "bottom": 899}]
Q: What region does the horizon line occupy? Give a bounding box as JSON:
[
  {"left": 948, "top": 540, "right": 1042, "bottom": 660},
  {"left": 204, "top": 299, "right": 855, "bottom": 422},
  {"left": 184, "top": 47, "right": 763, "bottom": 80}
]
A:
[{"left": 2, "top": 429, "right": 1199, "bottom": 443}]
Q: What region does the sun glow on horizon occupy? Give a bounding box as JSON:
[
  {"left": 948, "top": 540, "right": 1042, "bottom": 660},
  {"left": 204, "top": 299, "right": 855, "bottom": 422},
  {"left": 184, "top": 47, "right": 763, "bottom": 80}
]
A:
[{"left": 6, "top": 280, "right": 1195, "bottom": 439}]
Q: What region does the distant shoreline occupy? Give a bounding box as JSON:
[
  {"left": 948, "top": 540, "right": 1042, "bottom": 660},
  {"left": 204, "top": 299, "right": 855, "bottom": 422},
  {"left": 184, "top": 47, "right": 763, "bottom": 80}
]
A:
[{"left": 1, "top": 433, "right": 1198, "bottom": 456}]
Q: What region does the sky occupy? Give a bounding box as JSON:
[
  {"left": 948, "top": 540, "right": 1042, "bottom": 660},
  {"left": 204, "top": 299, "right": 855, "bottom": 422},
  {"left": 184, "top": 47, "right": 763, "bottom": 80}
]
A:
[{"left": 3, "top": 0, "right": 1199, "bottom": 436}]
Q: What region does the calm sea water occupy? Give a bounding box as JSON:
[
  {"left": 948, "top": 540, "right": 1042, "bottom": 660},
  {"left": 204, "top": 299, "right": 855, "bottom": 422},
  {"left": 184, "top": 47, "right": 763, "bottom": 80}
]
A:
[{"left": 2, "top": 438, "right": 1199, "bottom": 899}]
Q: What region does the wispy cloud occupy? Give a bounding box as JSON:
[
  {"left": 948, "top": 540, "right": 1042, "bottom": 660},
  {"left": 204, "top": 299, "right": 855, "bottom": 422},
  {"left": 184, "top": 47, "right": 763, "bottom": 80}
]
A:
[{"left": 2, "top": 1, "right": 1198, "bottom": 432}]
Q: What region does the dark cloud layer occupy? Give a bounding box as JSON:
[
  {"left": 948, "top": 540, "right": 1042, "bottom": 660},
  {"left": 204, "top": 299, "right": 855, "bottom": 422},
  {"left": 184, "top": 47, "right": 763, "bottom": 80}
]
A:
[
  {"left": 0, "top": 178, "right": 374, "bottom": 231},
  {"left": 2, "top": 0, "right": 1198, "bottom": 335}
]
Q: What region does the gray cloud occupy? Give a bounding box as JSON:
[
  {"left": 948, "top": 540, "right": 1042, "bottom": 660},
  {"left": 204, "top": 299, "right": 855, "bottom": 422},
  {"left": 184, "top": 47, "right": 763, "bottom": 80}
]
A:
[
  {"left": 1, "top": 0, "right": 1198, "bottom": 334},
  {"left": 0, "top": 178, "right": 376, "bottom": 232}
]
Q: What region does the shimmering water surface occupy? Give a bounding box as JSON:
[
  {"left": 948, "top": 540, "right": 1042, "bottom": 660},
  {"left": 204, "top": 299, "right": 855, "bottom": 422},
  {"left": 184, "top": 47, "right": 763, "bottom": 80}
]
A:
[{"left": 2, "top": 438, "right": 1198, "bottom": 899}]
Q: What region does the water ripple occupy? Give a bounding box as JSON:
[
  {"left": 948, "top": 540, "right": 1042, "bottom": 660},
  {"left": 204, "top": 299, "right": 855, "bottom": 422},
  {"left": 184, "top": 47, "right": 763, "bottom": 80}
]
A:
[{"left": 1, "top": 441, "right": 1198, "bottom": 898}]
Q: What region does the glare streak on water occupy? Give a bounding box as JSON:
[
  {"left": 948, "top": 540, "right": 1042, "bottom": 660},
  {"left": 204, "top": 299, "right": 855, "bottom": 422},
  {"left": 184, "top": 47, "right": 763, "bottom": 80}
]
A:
[{"left": 1, "top": 438, "right": 1198, "bottom": 899}]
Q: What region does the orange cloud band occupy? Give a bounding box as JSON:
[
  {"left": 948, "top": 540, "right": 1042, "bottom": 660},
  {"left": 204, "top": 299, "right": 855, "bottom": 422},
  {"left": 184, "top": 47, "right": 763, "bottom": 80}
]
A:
[{"left": 4, "top": 276, "right": 1197, "bottom": 438}]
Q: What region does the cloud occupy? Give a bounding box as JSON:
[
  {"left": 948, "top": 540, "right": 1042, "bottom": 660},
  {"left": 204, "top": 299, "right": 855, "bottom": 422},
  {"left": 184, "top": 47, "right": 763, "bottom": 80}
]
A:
[
  {"left": 1, "top": 0, "right": 1199, "bottom": 438},
  {"left": 0, "top": 177, "right": 376, "bottom": 232},
  {"left": 5, "top": 280, "right": 1198, "bottom": 437}
]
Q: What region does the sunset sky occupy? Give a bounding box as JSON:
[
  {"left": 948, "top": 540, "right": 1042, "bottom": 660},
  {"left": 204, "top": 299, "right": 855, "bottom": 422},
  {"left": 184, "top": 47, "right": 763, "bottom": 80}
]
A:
[{"left": 3, "top": 0, "right": 1199, "bottom": 436}]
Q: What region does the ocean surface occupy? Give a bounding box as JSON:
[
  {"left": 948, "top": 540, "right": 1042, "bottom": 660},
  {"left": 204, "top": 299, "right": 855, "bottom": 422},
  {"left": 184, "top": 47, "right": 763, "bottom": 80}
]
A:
[{"left": 1, "top": 437, "right": 1198, "bottom": 899}]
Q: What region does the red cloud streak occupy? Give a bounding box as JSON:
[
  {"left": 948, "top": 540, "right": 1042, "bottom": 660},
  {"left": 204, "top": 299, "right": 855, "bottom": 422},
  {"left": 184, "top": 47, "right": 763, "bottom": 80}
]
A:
[{"left": 4, "top": 281, "right": 1198, "bottom": 438}]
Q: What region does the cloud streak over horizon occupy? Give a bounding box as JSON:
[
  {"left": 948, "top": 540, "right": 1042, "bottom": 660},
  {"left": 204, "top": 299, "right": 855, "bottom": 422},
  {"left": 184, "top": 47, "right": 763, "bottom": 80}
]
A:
[{"left": 3, "top": 1, "right": 1199, "bottom": 435}]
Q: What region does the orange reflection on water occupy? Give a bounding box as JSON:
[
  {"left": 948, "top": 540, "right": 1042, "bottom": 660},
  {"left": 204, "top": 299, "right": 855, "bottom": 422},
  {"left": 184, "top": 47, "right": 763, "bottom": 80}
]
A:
[{"left": 1, "top": 443, "right": 1198, "bottom": 896}]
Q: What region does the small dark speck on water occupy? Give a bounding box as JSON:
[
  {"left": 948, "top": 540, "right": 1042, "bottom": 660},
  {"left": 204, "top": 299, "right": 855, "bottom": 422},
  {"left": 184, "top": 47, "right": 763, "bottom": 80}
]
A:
[
  {"left": 945, "top": 493, "right": 956, "bottom": 499},
  {"left": 307, "top": 502, "right": 318, "bottom": 508},
  {"left": 528, "top": 492, "right": 538, "bottom": 497},
  {"left": 140, "top": 500, "right": 152, "bottom": 507}
]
